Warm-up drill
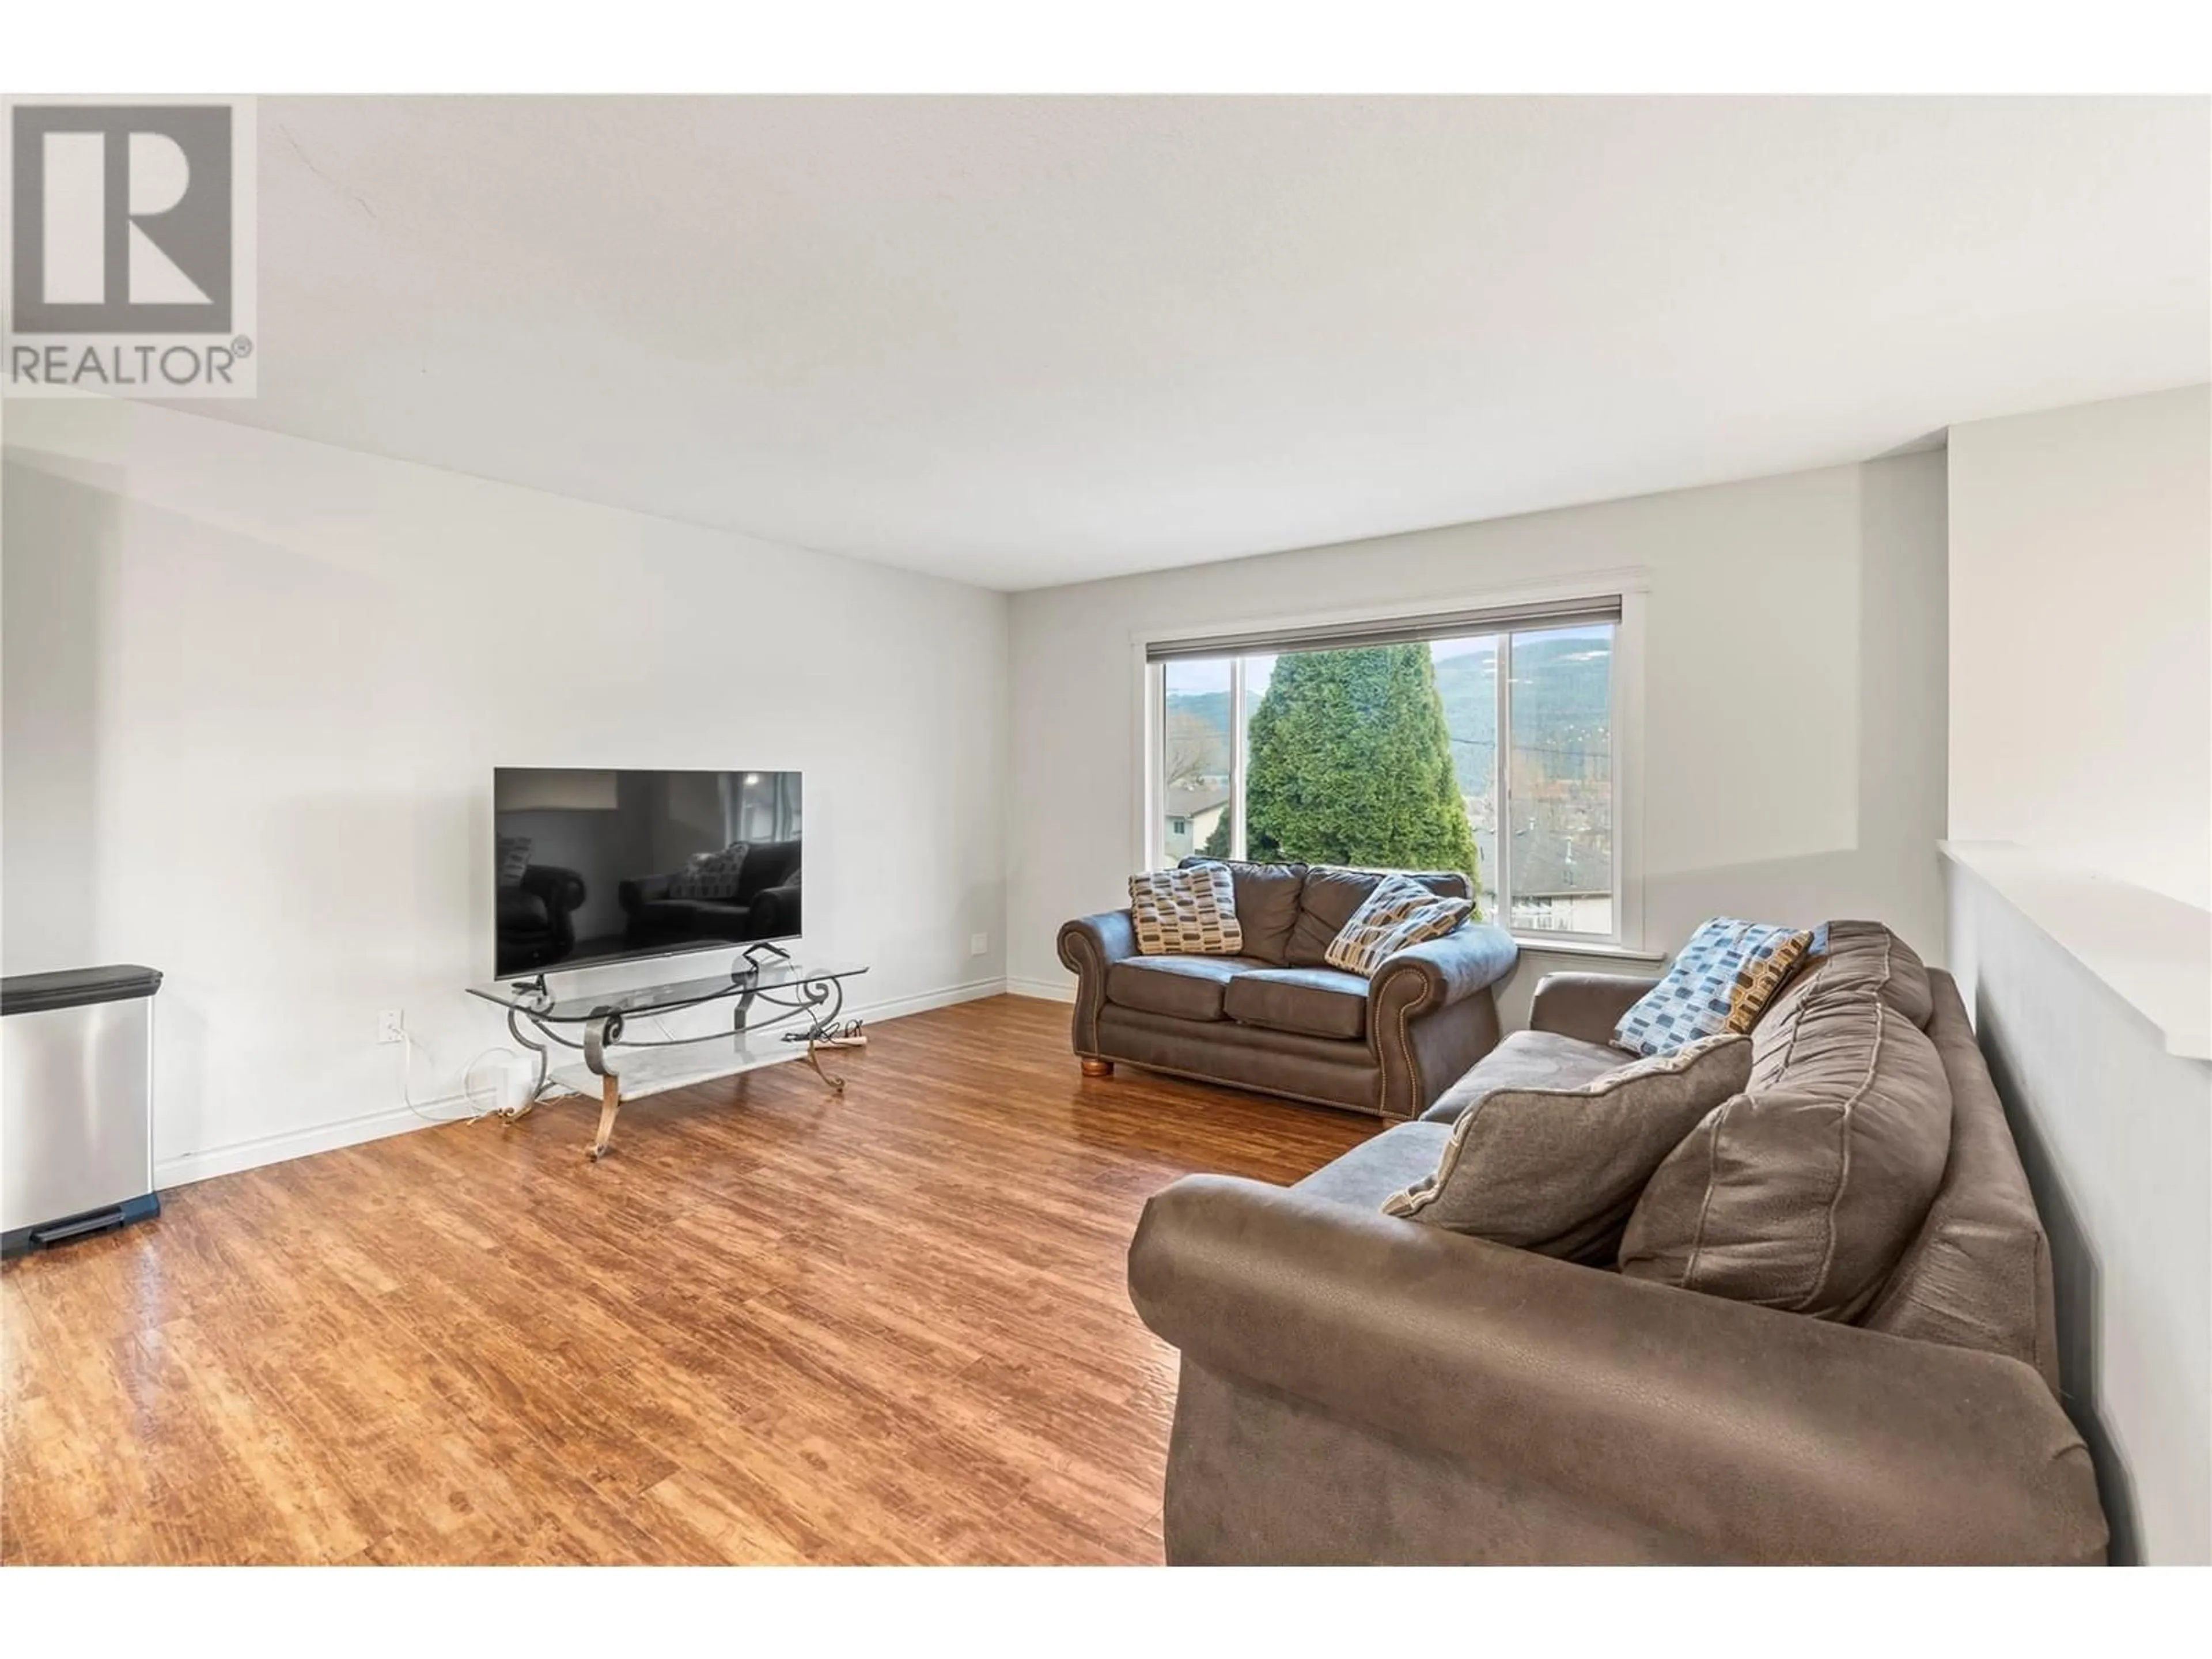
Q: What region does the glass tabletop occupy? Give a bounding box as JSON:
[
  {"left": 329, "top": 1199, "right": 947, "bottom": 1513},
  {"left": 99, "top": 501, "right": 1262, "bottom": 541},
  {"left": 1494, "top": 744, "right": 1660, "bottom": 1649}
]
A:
[{"left": 465, "top": 959, "right": 867, "bottom": 1023}]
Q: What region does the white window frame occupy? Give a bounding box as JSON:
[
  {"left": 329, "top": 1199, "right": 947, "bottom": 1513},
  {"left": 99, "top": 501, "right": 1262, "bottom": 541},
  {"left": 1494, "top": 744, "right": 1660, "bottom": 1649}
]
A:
[{"left": 1132, "top": 571, "right": 1649, "bottom": 955}]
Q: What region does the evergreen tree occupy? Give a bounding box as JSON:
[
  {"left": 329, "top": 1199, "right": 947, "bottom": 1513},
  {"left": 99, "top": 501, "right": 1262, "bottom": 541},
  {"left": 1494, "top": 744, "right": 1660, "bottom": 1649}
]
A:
[{"left": 1228, "top": 645, "right": 1480, "bottom": 900}]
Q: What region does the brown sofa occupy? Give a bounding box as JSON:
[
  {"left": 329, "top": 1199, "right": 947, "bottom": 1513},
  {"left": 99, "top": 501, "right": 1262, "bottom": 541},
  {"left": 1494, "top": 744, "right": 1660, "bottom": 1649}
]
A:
[
  {"left": 1058, "top": 860, "right": 1518, "bottom": 1122},
  {"left": 1127, "top": 923, "right": 2109, "bottom": 1565}
]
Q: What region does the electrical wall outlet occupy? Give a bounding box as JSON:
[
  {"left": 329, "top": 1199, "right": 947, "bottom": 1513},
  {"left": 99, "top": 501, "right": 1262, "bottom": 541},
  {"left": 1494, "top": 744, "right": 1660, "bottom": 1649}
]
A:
[
  {"left": 969, "top": 932, "right": 988, "bottom": 957},
  {"left": 377, "top": 1009, "right": 404, "bottom": 1045}
]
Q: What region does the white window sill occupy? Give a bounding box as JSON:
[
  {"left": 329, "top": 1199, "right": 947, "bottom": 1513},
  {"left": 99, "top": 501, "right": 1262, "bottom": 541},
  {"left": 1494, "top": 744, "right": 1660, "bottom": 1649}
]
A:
[{"left": 1503, "top": 934, "right": 1669, "bottom": 964}]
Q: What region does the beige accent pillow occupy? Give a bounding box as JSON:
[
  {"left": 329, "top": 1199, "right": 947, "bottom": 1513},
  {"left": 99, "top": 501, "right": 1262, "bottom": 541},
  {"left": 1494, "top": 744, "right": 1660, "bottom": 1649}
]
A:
[
  {"left": 1184, "top": 858, "right": 1306, "bottom": 965},
  {"left": 1128, "top": 862, "right": 1244, "bottom": 956},
  {"left": 1324, "top": 873, "right": 1471, "bottom": 976},
  {"left": 1381, "top": 1032, "right": 1753, "bottom": 1263},
  {"left": 1287, "top": 866, "right": 1469, "bottom": 967}
]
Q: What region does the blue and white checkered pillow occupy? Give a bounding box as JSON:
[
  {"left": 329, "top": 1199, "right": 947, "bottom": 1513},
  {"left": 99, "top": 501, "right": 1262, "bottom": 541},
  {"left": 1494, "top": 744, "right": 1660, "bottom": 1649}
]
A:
[{"left": 1614, "top": 918, "right": 1816, "bottom": 1057}]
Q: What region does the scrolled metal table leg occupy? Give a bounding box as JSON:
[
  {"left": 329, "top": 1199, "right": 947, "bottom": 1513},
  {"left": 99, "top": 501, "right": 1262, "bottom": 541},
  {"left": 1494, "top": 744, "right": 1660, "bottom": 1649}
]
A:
[
  {"left": 504, "top": 1007, "right": 551, "bottom": 1122},
  {"left": 589, "top": 1074, "right": 621, "bottom": 1161},
  {"left": 802, "top": 1040, "right": 847, "bottom": 1094},
  {"left": 800, "top": 977, "right": 847, "bottom": 1094},
  {"left": 584, "top": 1010, "right": 624, "bottom": 1160}
]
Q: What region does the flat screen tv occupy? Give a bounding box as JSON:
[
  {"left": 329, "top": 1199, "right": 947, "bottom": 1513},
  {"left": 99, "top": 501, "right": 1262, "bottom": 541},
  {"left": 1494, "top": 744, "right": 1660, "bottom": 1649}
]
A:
[{"left": 493, "top": 768, "right": 802, "bottom": 978}]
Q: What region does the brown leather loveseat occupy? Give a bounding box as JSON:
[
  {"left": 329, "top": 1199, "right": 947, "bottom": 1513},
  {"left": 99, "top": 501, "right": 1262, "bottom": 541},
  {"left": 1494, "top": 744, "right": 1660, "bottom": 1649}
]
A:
[
  {"left": 1127, "top": 922, "right": 2109, "bottom": 1565},
  {"left": 1058, "top": 859, "right": 1518, "bottom": 1122}
]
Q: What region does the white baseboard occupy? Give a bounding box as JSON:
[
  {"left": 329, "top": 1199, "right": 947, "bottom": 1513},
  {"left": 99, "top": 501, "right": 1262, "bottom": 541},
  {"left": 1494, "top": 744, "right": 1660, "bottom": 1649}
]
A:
[
  {"left": 152, "top": 974, "right": 1016, "bottom": 1191},
  {"left": 848, "top": 975, "right": 1008, "bottom": 1022},
  {"left": 157, "top": 1097, "right": 460, "bottom": 1188},
  {"left": 1005, "top": 976, "right": 1075, "bottom": 1003}
]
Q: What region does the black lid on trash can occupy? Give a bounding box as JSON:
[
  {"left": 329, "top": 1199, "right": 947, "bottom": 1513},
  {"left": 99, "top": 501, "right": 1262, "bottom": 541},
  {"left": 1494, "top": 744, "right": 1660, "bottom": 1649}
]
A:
[{"left": 1, "top": 965, "right": 164, "bottom": 1016}]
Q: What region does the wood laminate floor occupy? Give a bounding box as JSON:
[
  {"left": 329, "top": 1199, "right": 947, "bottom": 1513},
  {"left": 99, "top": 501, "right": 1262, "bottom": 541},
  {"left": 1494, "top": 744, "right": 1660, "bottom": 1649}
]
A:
[{"left": 0, "top": 995, "right": 1374, "bottom": 1565}]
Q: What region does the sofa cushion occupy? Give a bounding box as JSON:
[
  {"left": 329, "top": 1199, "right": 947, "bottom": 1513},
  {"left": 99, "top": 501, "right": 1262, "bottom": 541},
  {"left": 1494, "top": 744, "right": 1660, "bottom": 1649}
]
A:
[
  {"left": 1613, "top": 916, "right": 1816, "bottom": 1056},
  {"left": 1105, "top": 955, "right": 1257, "bottom": 1022},
  {"left": 1859, "top": 970, "right": 2056, "bottom": 1385},
  {"left": 1294, "top": 1122, "right": 1453, "bottom": 1209},
  {"left": 1288, "top": 866, "right": 1472, "bottom": 967},
  {"left": 1130, "top": 863, "right": 1245, "bottom": 956},
  {"left": 1184, "top": 858, "right": 1306, "bottom": 964},
  {"left": 1383, "top": 1033, "right": 1753, "bottom": 1263},
  {"left": 1620, "top": 960, "right": 1954, "bottom": 1319},
  {"left": 631, "top": 898, "right": 752, "bottom": 936},
  {"left": 1224, "top": 967, "right": 1369, "bottom": 1041},
  {"left": 736, "top": 838, "right": 803, "bottom": 902},
  {"left": 1323, "top": 874, "right": 1471, "bottom": 976},
  {"left": 1419, "top": 1030, "right": 1626, "bottom": 1124},
  {"left": 1755, "top": 919, "right": 1934, "bottom": 1041}
]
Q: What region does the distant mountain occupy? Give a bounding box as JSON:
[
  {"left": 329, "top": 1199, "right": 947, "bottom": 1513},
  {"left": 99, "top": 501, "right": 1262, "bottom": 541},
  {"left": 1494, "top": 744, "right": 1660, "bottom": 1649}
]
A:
[
  {"left": 1432, "top": 635, "right": 1611, "bottom": 789},
  {"left": 1162, "top": 688, "right": 1233, "bottom": 787},
  {"left": 1166, "top": 688, "right": 1230, "bottom": 734},
  {"left": 1430, "top": 646, "right": 1496, "bottom": 787}
]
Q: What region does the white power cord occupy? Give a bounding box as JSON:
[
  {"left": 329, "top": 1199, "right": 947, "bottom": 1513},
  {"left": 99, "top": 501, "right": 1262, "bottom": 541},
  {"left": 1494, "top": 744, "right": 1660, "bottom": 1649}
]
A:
[{"left": 396, "top": 1025, "right": 523, "bottom": 1125}]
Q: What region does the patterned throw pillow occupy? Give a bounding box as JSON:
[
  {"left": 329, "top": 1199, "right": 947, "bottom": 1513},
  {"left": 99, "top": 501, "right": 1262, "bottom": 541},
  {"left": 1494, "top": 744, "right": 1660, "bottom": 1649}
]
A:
[
  {"left": 1382, "top": 1032, "right": 1753, "bottom": 1263},
  {"left": 495, "top": 834, "right": 533, "bottom": 887},
  {"left": 1613, "top": 916, "right": 1815, "bottom": 1057},
  {"left": 1323, "top": 873, "right": 1472, "bottom": 976},
  {"left": 668, "top": 842, "right": 749, "bottom": 901},
  {"left": 1128, "top": 862, "right": 1244, "bottom": 956}
]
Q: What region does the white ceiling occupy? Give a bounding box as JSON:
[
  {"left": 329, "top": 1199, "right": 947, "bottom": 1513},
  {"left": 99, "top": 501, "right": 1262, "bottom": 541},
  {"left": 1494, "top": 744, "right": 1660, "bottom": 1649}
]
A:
[{"left": 192, "top": 96, "right": 2209, "bottom": 590}]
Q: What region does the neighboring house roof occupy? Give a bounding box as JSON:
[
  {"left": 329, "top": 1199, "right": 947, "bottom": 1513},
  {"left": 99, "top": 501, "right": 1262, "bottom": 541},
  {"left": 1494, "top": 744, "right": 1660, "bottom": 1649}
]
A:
[
  {"left": 1510, "top": 807, "right": 1611, "bottom": 896},
  {"left": 1166, "top": 785, "right": 1229, "bottom": 818}
]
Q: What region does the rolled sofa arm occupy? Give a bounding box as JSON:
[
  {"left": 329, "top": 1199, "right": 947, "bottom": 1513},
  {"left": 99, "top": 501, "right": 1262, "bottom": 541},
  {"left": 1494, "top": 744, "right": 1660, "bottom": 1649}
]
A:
[
  {"left": 617, "top": 873, "right": 673, "bottom": 913},
  {"left": 520, "top": 863, "right": 587, "bottom": 959},
  {"left": 1369, "top": 923, "right": 1518, "bottom": 1013},
  {"left": 1128, "top": 1175, "right": 2105, "bottom": 1565},
  {"left": 1058, "top": 910, "right": 1139, "bottom": 1055},
  {"left": 1058, "top": 908, "right": 1137, "bottom": 974},
  {"left": 520, "top": 863, "right": 586, "bottom": 915},
  {"left": 748, "top": 881, "right": 801, "bottom": 941},
  {"left": 1527, "top": 971, "right": 1659, "bottom": 1047},
  {"left": 1369, "top": 923, "right": 1517, "bottom": 1120}
]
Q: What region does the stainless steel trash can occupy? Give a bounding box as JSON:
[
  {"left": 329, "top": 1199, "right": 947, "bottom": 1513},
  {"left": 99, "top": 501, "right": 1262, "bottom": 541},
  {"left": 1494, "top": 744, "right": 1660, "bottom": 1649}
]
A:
[{"left": 1, "top": 965, "right": 162, "bottom": 1257}]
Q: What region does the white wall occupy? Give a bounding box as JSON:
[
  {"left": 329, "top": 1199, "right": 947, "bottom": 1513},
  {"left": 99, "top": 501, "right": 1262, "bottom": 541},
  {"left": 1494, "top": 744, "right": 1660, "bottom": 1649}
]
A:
[
  {"left": 1943, "top": 384, "right": 2212, "bottom": 1565},
  {"left": 1949, "top": 385, "right": 2212, "bottom": 909},
  {"left": 1946, "top": 867, "right": 2210, "bottom": 1565},
  {"left": 2, "top": 401, "right": 1010, "bottom": 1184},
  {"left": 1007, "top": 453, "right": 1950, "bottom": 1021}
]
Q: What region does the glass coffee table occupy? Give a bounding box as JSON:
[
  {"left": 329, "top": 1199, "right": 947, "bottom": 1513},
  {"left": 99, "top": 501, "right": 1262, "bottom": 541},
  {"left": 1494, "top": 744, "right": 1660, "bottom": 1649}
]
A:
[{"left": 465, "top": 957, "right": 868, "bottom": 1160}]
